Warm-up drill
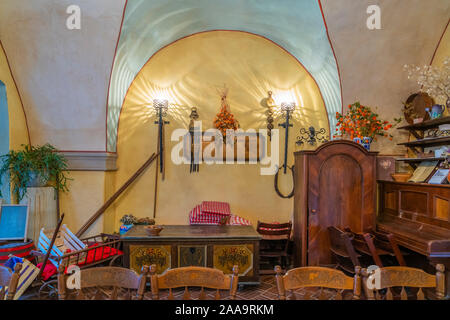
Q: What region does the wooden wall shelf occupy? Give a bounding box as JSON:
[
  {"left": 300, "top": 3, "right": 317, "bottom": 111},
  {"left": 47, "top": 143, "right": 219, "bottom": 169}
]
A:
[
  {"left": 395, "top": 157, "right": 446, "bottom": 163},
  {"left": 397, "top": 116, "right": 450, "bottom": 131},
  {"left": 398, "top": 136, "right": 450, "bottom": 148},
  {"left": 396, "top": 116, "right": 450, "bottom": 165}
]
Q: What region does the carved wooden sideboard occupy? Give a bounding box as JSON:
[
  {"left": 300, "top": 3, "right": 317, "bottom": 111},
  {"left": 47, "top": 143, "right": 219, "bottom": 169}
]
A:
[
  {"left": 121, "top": 225, "right": 261, "bottom": 284},
  {"left": 293, "top": 140, "right": 378, "bottom": 267}
]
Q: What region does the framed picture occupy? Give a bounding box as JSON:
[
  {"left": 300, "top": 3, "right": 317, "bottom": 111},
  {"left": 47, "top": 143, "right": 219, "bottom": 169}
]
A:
[{"left": 0, "top": 199, "right": 30, "bottom": 241}]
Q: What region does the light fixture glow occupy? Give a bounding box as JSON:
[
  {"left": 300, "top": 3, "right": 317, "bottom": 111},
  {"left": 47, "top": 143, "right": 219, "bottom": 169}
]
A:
[
  {"left": 281, "top": 102, "right": 296, "bottom": 112},
  {"left": 153, "top": 99, "right": 169, "bottom": 110}
]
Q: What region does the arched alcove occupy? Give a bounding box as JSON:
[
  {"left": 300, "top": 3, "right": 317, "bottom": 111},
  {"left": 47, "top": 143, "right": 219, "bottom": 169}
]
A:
[
  {"left": 113, "top": 30, "right": 329, "bottom": 230},
  {"left": 107, "top": 0, "right": 341, "bottom": 152}
]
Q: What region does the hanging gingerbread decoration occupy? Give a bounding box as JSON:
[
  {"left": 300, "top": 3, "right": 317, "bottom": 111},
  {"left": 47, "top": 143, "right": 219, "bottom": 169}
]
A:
[{"left": 213, "top": 88, "right": 239, "bottom": 138}]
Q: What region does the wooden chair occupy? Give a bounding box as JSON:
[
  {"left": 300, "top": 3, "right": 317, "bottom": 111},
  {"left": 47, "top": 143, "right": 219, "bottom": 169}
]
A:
[
  {"left": 150, "top": 265, "right": 239, "bottom": 300},
  {"left": 366, "top": 228, "right": 407, "bottom": 266},
  {"left": 0, "top": 263, "right": 22, "bottom": 300},
  {"left": 327, "top": 226, "right": 361, "bottom": 275},
  {"left": 344, "top": 227, "right": 391, "bottom": 267},
  {"left": 361, "top": 264, "right": 445, "bottom": 300},
  {"left": 275, "top": 265, "right": 361, "bottom": 300},
  {"left": 257, "top": 221, "right": 292, "bottom": 274},
  {"left": 57, "top": 265, "right": 148, "bottom": 300}
]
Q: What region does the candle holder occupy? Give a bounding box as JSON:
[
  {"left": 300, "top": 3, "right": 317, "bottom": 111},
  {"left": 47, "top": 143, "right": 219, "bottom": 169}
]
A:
[
  {"left": 278, "top": 102, "right": 295, "bottom": 174},
  {"left": 153, "top": 99, "right": 170, "bottom": 173},
  {"left": 296, "top": 126, "right": 329, "bottom": 146}
]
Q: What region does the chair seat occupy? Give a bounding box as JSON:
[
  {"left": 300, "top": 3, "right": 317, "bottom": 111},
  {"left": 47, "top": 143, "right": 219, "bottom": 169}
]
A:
[
  {"left": 330, "top": 246, "right": 361, "bottom": 259},
  {"left": 260, "top": 250, "right": 289, "bottom": 257},
  {"left": 354, "top": 244, "right": 391, "bottom": 257}
]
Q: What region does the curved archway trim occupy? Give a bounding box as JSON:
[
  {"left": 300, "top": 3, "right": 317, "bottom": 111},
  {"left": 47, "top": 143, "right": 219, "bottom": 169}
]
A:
[
  {"left": 106, "top": 0, "right": 342, "bottom": 152},
  {"left": 114, "top": 29, "right": 330, "bottom": 149}
]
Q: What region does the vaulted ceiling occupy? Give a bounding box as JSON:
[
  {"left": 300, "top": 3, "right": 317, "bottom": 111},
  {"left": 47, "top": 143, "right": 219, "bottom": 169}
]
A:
[{"left": 0, "top": 0, "right": 448, "bottom": 153}]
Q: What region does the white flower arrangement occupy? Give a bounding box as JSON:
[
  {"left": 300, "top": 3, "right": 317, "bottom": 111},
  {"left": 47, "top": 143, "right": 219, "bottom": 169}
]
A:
[{"left": 404, "top": 56, "right": 450, "bottom": 105}]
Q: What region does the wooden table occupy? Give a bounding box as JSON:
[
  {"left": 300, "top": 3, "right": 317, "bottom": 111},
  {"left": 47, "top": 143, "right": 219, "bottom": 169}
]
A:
[{"left": 121, "top": 225, "right": 261, "bottom": 284}]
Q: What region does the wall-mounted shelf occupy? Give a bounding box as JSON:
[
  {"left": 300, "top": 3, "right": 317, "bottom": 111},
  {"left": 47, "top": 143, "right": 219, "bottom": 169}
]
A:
[
  {"left": 396, "top": 116, "right": 450, "bottom": 168},
  {"left": 395, "top": 157, "right": 446, "bottom": 163},
  {"left": 397, "top": 136, "right": 450, "bottom": 148},
  {"left": 397, "top": 116, "right": 450, "bottom": 131}
]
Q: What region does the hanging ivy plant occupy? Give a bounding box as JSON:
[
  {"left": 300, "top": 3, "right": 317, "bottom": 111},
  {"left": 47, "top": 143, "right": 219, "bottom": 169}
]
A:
[{"left": 0, "top": 144, "right": 71, "bottom": 202}]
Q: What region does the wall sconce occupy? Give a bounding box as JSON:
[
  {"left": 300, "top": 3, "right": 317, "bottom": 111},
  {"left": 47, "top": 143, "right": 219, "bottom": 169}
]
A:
[
  {"left": 154, "top": 99, "right": 170, "bottom": 174},
  {"left": 278, "top": 102, "right": 295, "bottom": 174},
  {"left": 189, "top": 107, "right": 200, "bottom": 173},
  {"left": 296, "top": 127, "right": 329, "bottom": 146},
  {"left": 265, "top": 91, "right": 275, "bottom": 141}
]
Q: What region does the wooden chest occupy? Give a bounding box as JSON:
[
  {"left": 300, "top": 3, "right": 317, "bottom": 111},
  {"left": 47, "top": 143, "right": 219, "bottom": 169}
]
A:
[{"left": 121, "top": 225, "right": 261, "bottom": 284}]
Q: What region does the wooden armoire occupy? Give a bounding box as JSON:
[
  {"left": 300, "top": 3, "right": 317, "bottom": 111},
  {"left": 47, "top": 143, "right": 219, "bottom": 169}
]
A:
[{"left": 293, "top": 140, "right": 378, "bottom": 267}]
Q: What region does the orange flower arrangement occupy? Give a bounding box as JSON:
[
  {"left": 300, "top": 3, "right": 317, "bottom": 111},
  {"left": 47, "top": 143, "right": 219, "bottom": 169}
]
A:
[
  {"left": 214, "top": 90, "right": 239, "bottom": 137},
  {"left": 333, "top": 102, "right": 401, "bottom": 141}
]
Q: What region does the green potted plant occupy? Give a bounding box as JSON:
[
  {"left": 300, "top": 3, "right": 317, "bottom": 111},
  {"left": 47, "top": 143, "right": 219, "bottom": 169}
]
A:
[{"left": 0, "top": 144, "right": 70, "bottom": 202}]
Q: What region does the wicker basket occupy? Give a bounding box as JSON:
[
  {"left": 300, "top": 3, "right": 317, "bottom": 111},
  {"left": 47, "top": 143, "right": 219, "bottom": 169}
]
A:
[{"left": 144, "top": 225, "right": 163, "bottom": 236}]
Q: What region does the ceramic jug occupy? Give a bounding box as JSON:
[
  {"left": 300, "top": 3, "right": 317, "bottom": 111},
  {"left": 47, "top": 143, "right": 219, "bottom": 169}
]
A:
[{"left": 426, "top": 105, "right": 446, "bottom": 119}]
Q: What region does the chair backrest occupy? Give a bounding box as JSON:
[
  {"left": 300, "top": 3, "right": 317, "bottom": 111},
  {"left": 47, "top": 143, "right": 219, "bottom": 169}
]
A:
[
  {"left": 367, "top": 228, "right": 407, "bottom": 266},
  {"left": 327, "top": 226, "right": 361, "bottom": 271},
  {"left": 362, "top": 264, "right": 445, "bottom": 300},
  {"left": 37, "top": 228, "right": 64, "bottom": 267},
  {"left": 344, "top": 228, "right": 384, "bottom": 267},
  {"left": 150, "top": 265, "right": 239, "bottom": 300},
  {"left": 57, "top": 265, "right": 148, "bottom": 300},
  {"left": 275, "top": 265, "right": 361, "bottom": 300},
  {"left": 0, "top": 263, "right": 22, "bottom": 300},
  {"left": 257, "top": 221, "right": 292, "bottom": 252},
  {"left": 257, "top": 221, "right": 292, "bottom": 238},
  {"left": 60, "top": 224, "right": 87, "bottom": 252}
]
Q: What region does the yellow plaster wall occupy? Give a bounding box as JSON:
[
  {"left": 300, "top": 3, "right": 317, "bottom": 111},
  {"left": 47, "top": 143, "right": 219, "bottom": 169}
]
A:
[
  {"left": 321, "top": 0, "right": 449, "bottom": 155},
  {"left": 59, "top": 171, "right": 116, "bottom": 236},
  {"left": 114, "top": 31, "right": 328, "bottom": 230},
  {"left": 432, "top": 24, "right": 450, "bottom": 68},
  {"left": 0, "top": 43, "right": 29, "bottom": 149}
]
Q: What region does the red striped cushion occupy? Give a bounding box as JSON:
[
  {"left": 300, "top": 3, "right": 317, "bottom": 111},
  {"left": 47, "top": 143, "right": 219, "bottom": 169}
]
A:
[
  {"left": 189, "top": 203, "right": 252, "bottom": 226},
  {"left": 228, "top": 215, "right": 252, "bottom": 226},
  {"left": 259, "top": 222, "right": 290, "bottom": 232},
  {"left": 201, "top": 201, "right": 231, "bottom": 216},
  {"left": 189, "top": 205, "right": 229, "bottom": 225}
]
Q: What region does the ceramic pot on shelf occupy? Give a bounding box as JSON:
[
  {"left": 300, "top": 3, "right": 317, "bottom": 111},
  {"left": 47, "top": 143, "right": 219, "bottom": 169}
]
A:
[
  {"left": 426, "top": 105, "right": 446, "bottom": 119},
  {"left": 119, "top": 224, "right": 133, "bottom": 235}
]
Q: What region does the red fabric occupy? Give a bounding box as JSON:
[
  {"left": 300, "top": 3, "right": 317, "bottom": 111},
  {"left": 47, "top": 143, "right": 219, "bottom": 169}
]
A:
[
  {"left": 66, "top": 243, "right": 123, "bottom": 267},
  {"left": 259, "top": 222, "right": 290, "bottom": 231},
  {"left": 189, "top": 205, "right": 224, "bottom": 225},
  {"left": 228, "top": 215, "right": 252, "bottom": 226},
  {"left": 189, "top": 204, "right": 251, "bottom": 226},
  {"left": 201, "top": 201, "right": 231, "bottom": 215},
  {"left": 33, "top": 244, "right": 123, "bottom": 281},
  {"left": 36, "top": 261, "right": 57, "bottom": 281}
]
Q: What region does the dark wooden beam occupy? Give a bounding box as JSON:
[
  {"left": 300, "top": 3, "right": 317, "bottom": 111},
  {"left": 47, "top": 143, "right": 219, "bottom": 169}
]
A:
[{"left": 76, "top": 153, "right": 158, "bottom": 237}]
